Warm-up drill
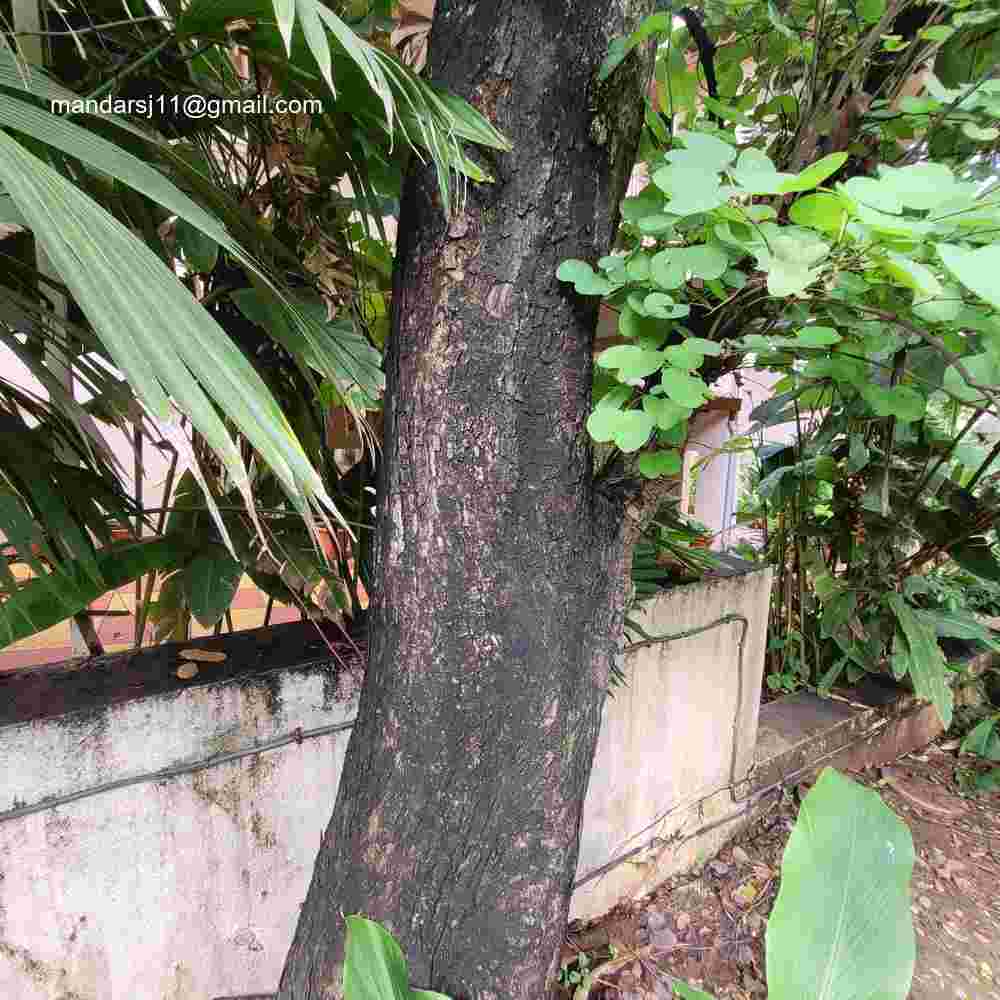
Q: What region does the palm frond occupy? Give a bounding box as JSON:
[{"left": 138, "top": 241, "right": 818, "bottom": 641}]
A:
[{"left": 0, "top": 132, "right": 342, "bottom": 536}]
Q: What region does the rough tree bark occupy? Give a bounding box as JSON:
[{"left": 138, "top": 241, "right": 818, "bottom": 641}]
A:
[{"left": 278, "top": 2, "right": 654, "bottom": 997}]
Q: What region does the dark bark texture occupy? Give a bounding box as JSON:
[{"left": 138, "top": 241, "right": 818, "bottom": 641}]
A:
[{"left": 278, "top": 3, "right": 653, "bottom": 997}]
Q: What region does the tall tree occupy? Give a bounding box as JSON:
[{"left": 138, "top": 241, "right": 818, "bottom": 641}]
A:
[{"left": 278, "top": 2, "right": 655, "bottom": 997}]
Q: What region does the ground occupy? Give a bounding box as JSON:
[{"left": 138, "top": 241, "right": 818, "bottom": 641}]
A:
[{"left": 559, "top": 738, "right": 1000, "bottom": 1000}]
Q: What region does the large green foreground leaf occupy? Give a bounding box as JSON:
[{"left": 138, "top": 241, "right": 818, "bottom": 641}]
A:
[
  {"left": 343, "top": 915, "right": 450, "bottom": 1000},
  {"left": 887, "top": 594, "right": 954, "bottom": 729},
  {"left": 766, "top": 768, "right": 915, "bottom": 1000}
]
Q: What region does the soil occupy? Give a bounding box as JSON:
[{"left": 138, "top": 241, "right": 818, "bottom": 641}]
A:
[{"left": 559, "top": 739, "right": 1000, "bottom": 999}]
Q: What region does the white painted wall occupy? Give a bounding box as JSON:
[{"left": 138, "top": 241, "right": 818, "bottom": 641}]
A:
[{"left": 0, "top": 569, "right": 771, "bottom": 998}]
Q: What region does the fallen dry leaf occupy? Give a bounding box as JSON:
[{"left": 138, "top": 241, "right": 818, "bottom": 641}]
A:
[{"left": 180, "top": 649, "right": 227, "bottom": 663}]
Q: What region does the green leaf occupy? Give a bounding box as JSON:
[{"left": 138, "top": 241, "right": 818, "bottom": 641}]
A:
[
  {"left": 814, "top": 572, "right": 844, "bottom": 601},
  {"left": 778, "top": 153, "right": 848, "bottom": 194},
  {"left": 596, "top": 345, "right": 665, "bottom": 380},
  {"left": 643, "top": 395, "right": 691, "bottom": 430},
  {"left": 974, "top": 768, "right": 1000, "bottom": 793},
  {"left": 557, "top": 259, "right": 612, "bottom": 296},
  {"left": 658, "top": 419, "right": 688, "bottom": 447},
  {"left": 0, "top": 89, "right": 237, "bottom": 254},
  {"left": 962, "top": 122, "right": 999, "bottom": 142},
  {"left": 621, "top": 185, "right": 666, "bottom": 223},
  {"left": 749, "top": 389, "right": 804, "bottom": 429},
  {"left": 232, "top": 289, "right": 384, "bottom": 402},
  {"left": 795, "top": 326, "right": 841, "bottom": 347},
  {"left": 880, "top": 163, "right": 962, "bottom": 210},
  {"left": 683, "top": 245, "right": 729, "bottom": 280},
  {"left": 664, "top": 343, "right": 704, "bottom": 370},
  {"left": 813, "top": 456, "right": 839, "bottom": 482},
  {"left": 595, "top": 386, "right": 633, "bottom": 411},
  {"left": 756, "top": 232, "right": 829, "bottom": 298},
  {"left": 587, "top": 408, "right": 622, "bottom": 443},
  {"left": 599, "top": 36, "right": 634, "bottom": 82},
  {"left": 938, "top": 244, "right": 1000, "bottom": 310},
  {"left": 684, "top": 337, "right": 722, "bottom": 357},
  {"left": 942, "top": 353, "right": 1000, "bottom": 405},
  {"left": 767, "top": 0, "right": 796, "bottom": 38},
  {"left": 912, "top": 282, "right": 963, "bottom": 324},
  {"left": 174, "top": 217, "right": 219, "bottom": 275},
  {"left": 858, "top": 0, "right": 886, "bottom": 22},
  {"left": 886, "top": 594, "right": 953, "bottom": 728},
  {"left": 650, "top": 245, "right": 728, "bottom": 289},
  {"left": 613, "top": 410, "right": 656, "bottom": 452},
  {"left": 181, "top": 544, "right": 243, "bottom": 628},
  {"left": 0, "top": 538, "right": 191, "bottom": 648},
  {"left": 588, "top": 388, "right": 633, "bottom": 442},
  {"left": 919, "top": 25, "right": 954, "bottom": 43},
  {"left": 643, "top": 293, "right": 690, "bottom": 319},
  {"left": 651, "top": 166, "right": 728, "bottom": 216},
  {"left": 665, "top": 131, "right": 737, "bottom": 172},
  {"left": 839, "top": 176, "right": 902, "bottom": 215},
  {"left": 766, "top": 768, "right": 915, "bottom": 1000},
  {"left": 701, "top": 96, "right": 754, "bottom": 125},
  {"left": 0, "top": 192, "right": 26, "bottom": 227},
  {"left": 638, "top": 449, "right": 682, "bottom": 479},
  {"left": 638, "top": 213, "right": 676, "bottom": 235},
  {"left": 660, "top": 368, "right": 711, "bottom": 408},
  {"left": 883, "top": 254, "right": 942, "bottom": 299},
  {"left": 273, "top": 0, "right": 296, "bottom": 53},
  {"left": 860, "top": 384, "right": 926, "bottom": 423},
  {"left": 0, "top": 132, "right": 340, "bottom": 539},
  {"left": 625, "top": 255, "right": 651, "bottom": 281},
  {"left": 961, "top": 718, "right": 1000, "bottom": 761},
  {"left": 343, "top": 915, "right": 411, "bottom": 1000},
  {"left": 951, "top": 537, "right": 1000, "bottom": 583},
  {"left": 848, "top": 435, "right": 870, "bottom": 474},
  {"left": 912, "top": 608, "right": 1000, "bottom": 652},
  {"left": 650, "top": 249, "right": 685, "bottom": 290},
  {"left": 731, "top": 148, "right": 795, "bottom": 194},
  {"left": 765, "top": 260, "right": 822, "bottom": 298}
]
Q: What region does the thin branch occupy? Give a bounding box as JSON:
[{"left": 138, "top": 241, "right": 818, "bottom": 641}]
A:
[{"left": 896, "top": 73, "right": 995, "bottom": 167}]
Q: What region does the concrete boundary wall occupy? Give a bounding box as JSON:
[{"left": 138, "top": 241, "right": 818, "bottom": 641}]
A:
[{"left": 0, "top": 565, "right": 773, "bottom": 1000}]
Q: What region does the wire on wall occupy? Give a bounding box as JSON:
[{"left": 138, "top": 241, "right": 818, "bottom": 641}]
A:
[{"left": 0, "top": 719, "right": 355, "bottom": 825}]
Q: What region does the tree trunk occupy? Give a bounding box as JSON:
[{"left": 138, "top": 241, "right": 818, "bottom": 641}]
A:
[{"left": 278, "top": 3, "right": 653, "bottom": 997}]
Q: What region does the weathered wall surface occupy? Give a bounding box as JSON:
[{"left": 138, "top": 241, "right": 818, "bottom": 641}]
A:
[
  {"left": 0, "top": 569, "right": 771, "bottom": 998},
  {"left": 571, "top": 565, "right": 773, "bottom": 920},
  {"left": 0, "top": 629, "right": 362, "bottom": 1000}
]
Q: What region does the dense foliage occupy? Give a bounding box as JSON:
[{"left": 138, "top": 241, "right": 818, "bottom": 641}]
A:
[
  {"left": 0, "top": 0, "right": 503, "bottom": 648},
  {"left": 562, "top": 4, "right": 1000, "bottom": 725}
]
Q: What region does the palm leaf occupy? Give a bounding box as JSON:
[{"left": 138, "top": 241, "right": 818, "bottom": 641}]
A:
[
  {"left": 0, "top": 132, "right": 342, "bottom": 540},
  {"left": 176, "top": 0, "right": 510, "bottom": 213},
  {"left": 0, "top": 537, "right": 191, "bottom": 648}
]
